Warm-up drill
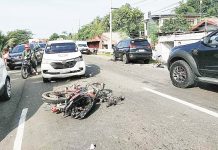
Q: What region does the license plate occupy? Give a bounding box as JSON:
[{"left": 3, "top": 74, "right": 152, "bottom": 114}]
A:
[
  {"left": 59, "top": 69, "right": 70, "bottom": 74},
  {"left": 138, "top": 49, "right": 144, "bottom": 52}
]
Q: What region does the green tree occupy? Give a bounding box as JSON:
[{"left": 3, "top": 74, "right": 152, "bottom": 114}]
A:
[
  {"left": 0, "top": 31, "right": 8, "bottom": 52},
  {"left": 7, "top": 29, "right": 33, "bottom": 47},
  {"left": 175, "top": 0, "right": 218, "bottom": 17},
  {"left": 49, "top": 33, "right": 60, "bottom": 41},
  {"left": 76, "top": 17, "right": 105, "bottom": 40},
  {"left": 147, "top": 21, "right": 158, "bottom": 45},
  {"left": 75, "top": 3, "right": 144, "bottom": 40},
  {"left": 112, "top": 4, "right": 144, "bottom": 38},
  {"left": 161, "top": 15, "right": 190, "bottom": 33}
]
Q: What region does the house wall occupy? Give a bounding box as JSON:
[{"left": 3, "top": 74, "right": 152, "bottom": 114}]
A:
[
  {"left": 197, "top": 25, "right": 218, "bottom": 32},
  {"left": 155, "top": 32, "right": 208, "bottom": 63}
]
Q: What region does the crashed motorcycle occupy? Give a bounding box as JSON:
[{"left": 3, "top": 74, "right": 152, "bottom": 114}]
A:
[
  {"left": 42, "top": 83, "right": 125, "bottom": 119},
  {"left": 21, "top": 55, "right": 33, "bottom": 79}
]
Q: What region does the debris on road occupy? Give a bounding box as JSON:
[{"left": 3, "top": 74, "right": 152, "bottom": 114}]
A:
[
  {"left": 42, "top": 82, "right": 125, "bottom": 119},
  {"left": 89, "top": 144, "right": 96, "bottom": 150}
]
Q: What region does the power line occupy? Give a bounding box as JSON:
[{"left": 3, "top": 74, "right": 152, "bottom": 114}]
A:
[
  {"left": 152, "top": 2, "right": 180, "bottom": 14},
  {"left": 132, "top": 0, "right": 150, "bottom": 6}
]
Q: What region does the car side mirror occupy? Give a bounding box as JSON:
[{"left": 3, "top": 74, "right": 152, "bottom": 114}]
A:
[
  {"left": 112, "top": 46, "right": 117, "bottom": 50},
  {"left": 203, "top": 37, "right": 210, "bottom": 45}
]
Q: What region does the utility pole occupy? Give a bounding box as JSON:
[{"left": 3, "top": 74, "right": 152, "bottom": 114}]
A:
[
  {"left": 109, "top": 0, "right": 112, "bottom": 52},
  {"left": 200, "top": 0, "right": 202, "bottom": 19}
]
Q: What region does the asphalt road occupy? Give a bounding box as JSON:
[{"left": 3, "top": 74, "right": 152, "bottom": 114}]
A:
[{"left": 0, "top": 55, "right": 218, "bottom": 150}]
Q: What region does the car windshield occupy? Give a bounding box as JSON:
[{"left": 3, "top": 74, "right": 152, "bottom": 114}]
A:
[
  {"left": 45, "top": 43, "right": 77, "bottom": 54},
  {"left": 78, "top": 44, "right": 88, "bottom": 47},
  {"left": 39, "top": 43, "right": 46, "bottom": 48},
  {"left": 11, "top": 45, "right": 25, "bottom": 53},
  {"left": 131, "top": 40, "right": 149, "bottom": 47}
]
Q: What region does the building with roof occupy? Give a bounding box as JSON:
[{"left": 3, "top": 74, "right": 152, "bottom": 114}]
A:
[
  {"left": 87, "top": 32, "right": 125, "bottom": 50},
  {"left": 191, "top": 18, "right": 218, "bottom": 32}
]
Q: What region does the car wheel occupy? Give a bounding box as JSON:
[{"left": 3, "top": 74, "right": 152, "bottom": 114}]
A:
[
  {"left": 122, "top": 54, "right": 129, "bottom": 64},
  {"left": 144, "top": 59, "right": 150, "bottom": 64},
  {"left": 113, "top": 54, "right": 117, "bottom": 61},
  {"left": 170, "top": 60, "right": 195, "bottom": 88},
  {"left": 1, "top": 78, "right": 11, "bottom": 101},
  {"left": 43, "top": 77, "right": 49, "bottom": 83}
]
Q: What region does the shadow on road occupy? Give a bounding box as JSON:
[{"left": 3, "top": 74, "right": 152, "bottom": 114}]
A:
[
  {"left": 0, "top": 64, "right": 101, "bottom": 142},
  {"left": 198, "top": 82, "right": 218, "bottom": 93}
]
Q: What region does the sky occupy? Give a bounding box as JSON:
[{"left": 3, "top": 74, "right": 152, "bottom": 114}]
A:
[{"left": 0, "top": 0, "right": 181, "bottom": 38}]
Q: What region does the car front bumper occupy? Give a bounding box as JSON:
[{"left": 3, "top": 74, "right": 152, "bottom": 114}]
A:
[
  {"left": 41, "top": 61, "right": 86, "bottom": 79},
  {"left": 128, "top": 52, "right": 152, "bottom": 60},
  {"left": 80, "top": 49, "right": 91, "bottom": 54},
  {"left": 7, "top": 59, "right": 22, "bottom": 67}
]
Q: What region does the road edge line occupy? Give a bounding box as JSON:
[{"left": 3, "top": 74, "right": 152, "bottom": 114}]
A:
[
  {"left": 143, "top": 87, "right": 218, "bottom": 118},
  {"left": 13, "top": 108, "right": 28, "bottom": 150}
]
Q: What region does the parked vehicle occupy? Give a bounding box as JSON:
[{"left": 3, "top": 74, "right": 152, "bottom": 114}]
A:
[
  {"left": 41, "top": 40, "right": 86, "bottom": 83},
  {"left": 7, "top": 44, "right": 25, "bottom": 70},
  {"left": 7, "top": 44, "right": 43, "bottom": 70},
  {"left": 76, "top": 41, "right": 91, "bottom": 54},
  {"left": 21, "top": 54, "right": 33, "bottom": 79},
  {"left": 30, "top": 43, "right": 44, "bottom": 63},
  {"left": 38, "top": 43, "right": 46, "bottom": 50},
  {"left": 167, "top": 30, "right": 218, "bottom": 88},
  {"left": 0, "top": 58, "right": 11, "bottom": 100},
  {"left": 113, "top": 38, "right": 152, "bottom": 64}
]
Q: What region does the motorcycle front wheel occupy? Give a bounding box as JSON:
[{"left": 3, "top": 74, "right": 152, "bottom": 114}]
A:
[{"left": 21, "top": 66, "right": 29, "bottom": 79}]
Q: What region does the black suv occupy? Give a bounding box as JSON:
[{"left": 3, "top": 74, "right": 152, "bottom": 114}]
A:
[
  {"left": 7, "top": 44, "right": 43, "bottom": 70},
  {"left": 113, "top": 39, "right": 152, "bottom": 64},
  {"left": 7, "top": 44, "right": 25, "bottom": 70},
  {"left": 167, "top": 30, "right": 218, "bottom": 88}
]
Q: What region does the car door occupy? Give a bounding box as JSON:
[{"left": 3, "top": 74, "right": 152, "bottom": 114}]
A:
[
  {"left": 0, "top": 58, "right": 4, "bottom": 88},
  {"left": 196, "top": 33, "right": 218, "bottom": 78},
  {"left": 114, "top": 42, "right": 120, "bottom": 58},
  {"left": 116, "top": 41, "right": 124, "bottom": 58},
  {"left": 123, "top": 40, "right": 130, "bottom": 53}
]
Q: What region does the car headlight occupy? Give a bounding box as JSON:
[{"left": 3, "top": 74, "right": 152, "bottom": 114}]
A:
[
  {"left": 74, "top": 56, "right": 83, "bottom": 61},
  {"left": 42, "top": 59, "right": 53, "bottom": 64}
]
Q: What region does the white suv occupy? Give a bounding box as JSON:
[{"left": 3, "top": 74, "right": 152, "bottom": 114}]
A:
[
  {"left": 41, "top": 40, "right": 86, "bottom": 82},
  {"left": 0, "top": 58, "right": 11, "bottom": 100}
]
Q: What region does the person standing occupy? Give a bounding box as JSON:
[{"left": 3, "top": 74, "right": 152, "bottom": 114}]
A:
[{"left": 2, "top": 48, "right": 9, "bottom": 64}]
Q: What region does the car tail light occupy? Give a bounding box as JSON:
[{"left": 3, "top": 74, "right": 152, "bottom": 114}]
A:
[{"left": 146, "top": 45, "right": 151, "bottom": 49}]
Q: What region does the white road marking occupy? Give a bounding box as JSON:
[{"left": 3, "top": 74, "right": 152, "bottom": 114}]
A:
[
  {"left": 13, "top": 108, "right": 28, "bottom": 150},
  {"left": 143, "top": 87, "right": 218, "bottom": 118}
]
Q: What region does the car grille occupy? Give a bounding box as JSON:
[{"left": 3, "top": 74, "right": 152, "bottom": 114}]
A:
[{"left": 51, "top": 61, "right": 76, "bottom": 69}]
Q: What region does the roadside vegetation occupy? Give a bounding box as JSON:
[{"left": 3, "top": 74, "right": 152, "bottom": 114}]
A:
[
  {"left": 0, "top": 29, "right": 32, "bottom": 52},
  {"left": 161, "top": 0, "right": 218, "bottom": 33}
]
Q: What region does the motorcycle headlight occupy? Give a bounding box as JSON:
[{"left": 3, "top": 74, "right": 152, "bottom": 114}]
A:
[{"left": 74, "top": 56, "right": 83, "bottom": 61}]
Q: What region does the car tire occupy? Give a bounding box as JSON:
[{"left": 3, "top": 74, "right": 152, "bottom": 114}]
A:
[
  {"left": 144, "top": 59, "right": 150, "bottom": 64},
  {"left": 122, "top": 54, "right": 129, "bottom": 64},
  {"left": 0, "top": 78, "right": 11, "bottom": 101},
  {"left": 42, "top": 91, "right": 67, "bottom": 104},
  {"left": 170, "top": 60, "right": 195, "bottom": 88},
  {"left": 43, "top": 77, "right": 49, "bottom": 83},
  {"left": 113, "top": 54, "right": 117, "bottom": 61}
]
